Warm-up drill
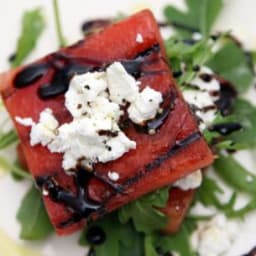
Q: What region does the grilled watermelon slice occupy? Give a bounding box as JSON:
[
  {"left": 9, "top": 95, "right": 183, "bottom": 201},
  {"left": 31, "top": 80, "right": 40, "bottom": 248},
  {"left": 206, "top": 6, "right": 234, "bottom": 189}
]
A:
[{"left": 0, "top": 10, "right": 214, "bottom": 235}]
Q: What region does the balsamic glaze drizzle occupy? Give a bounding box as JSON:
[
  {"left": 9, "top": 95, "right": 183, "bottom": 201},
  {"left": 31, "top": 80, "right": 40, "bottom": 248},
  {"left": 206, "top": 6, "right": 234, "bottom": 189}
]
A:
[
  {"left": 14, "top": 44, "right": 161, "bottom": 99},
  {"left": 14, "top": 63, "right": 49, "bottom": 88},
  {"left": 215, "top": 79, "right": 237, "bottom": 116},
  {"left": 36, "top": 170, "right": 102, "bottom": 218},
  {"left": 242, "top": 246, "right": 256, "bottom": 256},
  {"left": 36, "top": 131, "right": 202, "bottom": 228},
  {"left": 86, "top": 226, "right": 106, "bottom": 245},
  {"left": 208, "top": 122, "right": 242, "bottom": 136}
]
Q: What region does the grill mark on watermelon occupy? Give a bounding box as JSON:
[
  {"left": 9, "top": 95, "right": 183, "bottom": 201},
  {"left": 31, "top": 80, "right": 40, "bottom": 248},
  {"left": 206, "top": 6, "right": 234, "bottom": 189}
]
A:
[
  {"left": 13, "top": 44, "right": 161, "bottom": 99},
  {"left": 36, "top": 130, "right": 201, "bottom": 229},
  {"left": 121, "top": 131, "right": 201, "bottom": 188}
]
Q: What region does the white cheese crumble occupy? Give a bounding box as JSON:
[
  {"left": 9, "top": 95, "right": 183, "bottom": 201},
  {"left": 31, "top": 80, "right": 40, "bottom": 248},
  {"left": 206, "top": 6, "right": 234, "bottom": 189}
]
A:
[
  {"left": 15, "top": 62, "right": 163, "bottom": 171},
  {"left": 191, "top": 214, "right": 238, "bottom": 256},
  {"left": 183, "top": 66, "right": 220, "bottom": 131},
  {"left": 15, "top": 117, "right": 35, "bottom": 127},
  {"left": 173, "top": 169, "right": 202, "bottom": 190},
  {"left": 136, "top": 33, "right": 144, "bottom": 43},
  {"left": 128, "top": 86, "right": 163, "bottom": 124},
  {"left": 108, "top": 171, "right": 119, "bottom": 181}
]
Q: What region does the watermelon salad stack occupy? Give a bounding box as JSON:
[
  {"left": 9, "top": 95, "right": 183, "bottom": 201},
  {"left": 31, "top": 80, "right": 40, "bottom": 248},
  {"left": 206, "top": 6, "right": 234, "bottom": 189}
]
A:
[{"left": 0, "top": 10, "right": 214, "bottom": 235}]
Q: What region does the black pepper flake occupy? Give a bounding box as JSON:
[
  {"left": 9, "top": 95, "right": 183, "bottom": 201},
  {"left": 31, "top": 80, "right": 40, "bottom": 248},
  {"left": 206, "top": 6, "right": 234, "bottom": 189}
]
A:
[
  {"left": 77, "top": 104, "right": 82, "bottom": 109},
  {"left": 84, "top": 85, "right": 90, "bottom": 90}
]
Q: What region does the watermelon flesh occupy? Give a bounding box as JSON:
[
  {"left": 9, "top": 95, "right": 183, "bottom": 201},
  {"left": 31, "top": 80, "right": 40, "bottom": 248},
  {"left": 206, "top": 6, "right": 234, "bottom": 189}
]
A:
[{"left": 0, "top": 10, "right": 214, "bottom": 235}]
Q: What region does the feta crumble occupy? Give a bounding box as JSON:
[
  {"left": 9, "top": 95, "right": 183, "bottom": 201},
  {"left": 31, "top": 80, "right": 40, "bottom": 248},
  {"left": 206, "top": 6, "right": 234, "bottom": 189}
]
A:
[
  {"left": 136, "top": 33, "right": 144, "bottom": 43},
  {"left": 16, "top": 62, "right": 163, "bottom": 171},
  {"left": 128, "top": 86, "right": 163, "bottom": 124},
  {"left": 15, "top": 117, "right": 35, "bottom": 127},
  {"left": 173, "top": 169, "right": 202, "bottom": 190},
  {"left": 108, "top": 171, "right": 119, "bottom": 181},
  {"left": 191, "top": 214, "right": 238, "bottom": 256},
  {"left": 183, "top": 66, "right": 220, "bottom": 130}
]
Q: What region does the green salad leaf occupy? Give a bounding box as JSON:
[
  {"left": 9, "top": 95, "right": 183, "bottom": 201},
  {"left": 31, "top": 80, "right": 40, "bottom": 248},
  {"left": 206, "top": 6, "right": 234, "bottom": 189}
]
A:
[
  {"left": 214, "top": 155, "right": 256, "bottom": 195},
  {"left": 11, "top": 8, "right": 46, "bottom": 67},
  {"left": 153, "top": 219, "right": 196, "bottom": 256},
  {"left": 164, "top": 0, "right": 223, "bottom": 37},
  {"left": 0, "top": 130, "right": 18, "bottom": 150},
  {"left": 118, "top": 187, "right": 169, "bottom": 234},
  {"left": 0, "top": 156, "right": 31, "bottom": 180},
  {"left": 165, "top": 37, "right": 215, "bottom": 84},
  {"left": 17, "top": 185, "right": 53, "bottom": 240},
  {"left": 207, "top": 40, "right": 254, "bottom": 93},
  {"left": 227, "top": 99, "right": 256, "bottom": 148},
  {"left": 80, "top": 214, "right": 144, "bottom": 256},
  {"left": 196, "top": 176, "right": 224, "bottom": 209}
]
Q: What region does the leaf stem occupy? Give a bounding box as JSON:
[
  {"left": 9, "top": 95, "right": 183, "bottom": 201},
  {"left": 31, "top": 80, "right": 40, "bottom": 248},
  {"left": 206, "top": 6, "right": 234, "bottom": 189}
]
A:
[
  {"left": 52, "top": 0, "right": 67, "bottom": 47},
  {"left": 0, "top": 156, "right": 32, "bottom": 180}
]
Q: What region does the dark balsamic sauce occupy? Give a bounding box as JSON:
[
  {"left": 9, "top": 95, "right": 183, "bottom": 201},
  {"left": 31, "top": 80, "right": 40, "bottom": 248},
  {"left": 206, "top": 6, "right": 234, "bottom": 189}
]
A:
[
  {"left": 8, "top": 53, "right": 16, "bottom": 63},
  {"left": 173, "top": 70, "right": 183, "bottom": 78},
  {"left": 199, "top": 73, "right": 213, "bottom": 82},
  {"left": 36, "top": 170, "right": 102, "bottom": 218},
  {"left": 208, "top": 122, "right": 242, "bottom": 136},
  {"left": 87, "top": 248, "right": 96, "bottom": 256},
  {"left": 14, "top": 44, "right": 161, "bottom": 99},
  {"left": 14, "top": 63, "right": 49, "bottom": 88},
  {"left": 81, "top": 19, "right": 112, "bottom": 35},
  {"left": 242, "top": 246, "right": 256, "bottom": 256},
  {"left": 215, "top": 79, "right": 237, "bottom": 116},
  {"left": 86, "top": 226, "right": 106, "bottom": 245}
]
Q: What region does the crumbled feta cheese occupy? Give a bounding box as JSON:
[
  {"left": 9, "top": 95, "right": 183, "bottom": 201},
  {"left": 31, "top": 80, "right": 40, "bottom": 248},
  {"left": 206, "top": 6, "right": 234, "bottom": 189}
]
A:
[
  {"left": 128, "top": 86, "right": 163, "bottom": 124},
  {"left": 108, "top": 171, "right": 119, "bottom": 181},
  {"left": 106, "top": 62, "right": 139, "bottom": 104},
  {"left": 183, "top": 66, "right": 220, "bottom": 130},
  {"left": 191, "top": 214, "right": 238, "bottom": 256},
  {"left": 17, "top": 62, "right": 162, "bottom": 171},
  {"left": 16, "top": 109, "right": 59, "bottom": 146},
  {"left": 15, "top": 117, "right": 35, "bottom": 127},
  {"left": 136, "top": 33, "right": 144, "bottom": 43},
  {"left": 173, "top": 169, "right": 202, "bottom": 190},
  {"left": 65, "top": 71, "right": 107, "bottom": 117},
  {"left": 30, "top": 109, "right": 59, "bottom": 146}
]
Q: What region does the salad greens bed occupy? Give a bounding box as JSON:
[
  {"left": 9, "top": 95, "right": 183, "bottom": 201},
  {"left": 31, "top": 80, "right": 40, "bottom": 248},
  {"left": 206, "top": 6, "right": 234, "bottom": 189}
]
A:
[{"left": 0, "top": 0, "right": 256, "bottom": 255}]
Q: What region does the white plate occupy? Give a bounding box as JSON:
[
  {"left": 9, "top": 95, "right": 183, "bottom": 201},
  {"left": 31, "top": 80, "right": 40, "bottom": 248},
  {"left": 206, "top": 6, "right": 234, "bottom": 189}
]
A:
[{"left": 0, "top": 1, "right": 256, "bottom": 256}]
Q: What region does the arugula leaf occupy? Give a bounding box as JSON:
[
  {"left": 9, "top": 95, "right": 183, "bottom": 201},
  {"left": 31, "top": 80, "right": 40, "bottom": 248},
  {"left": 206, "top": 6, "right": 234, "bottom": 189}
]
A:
[
  {"left": 144, "top": 236, "right": 158, "bottom": 256},
  {"left": 227, "top": 198, "right": 256, "bottom": 218},
  {"left": 0, "top": 156, "right": 31, "bottom": 180},
  {"left": 214, "top": 155, "right": 256, "bottom": 195},
  {"left": 227, "top": 99, "right": 256, "bottom": 148},
  {"left": 53, "top": 0, "right": 67, "bottom": 47},
  {"left": 118, "top": 187, "right": 169, "bottom": 234},
  {"left": 0, "top": 130, "right": 18, "bottom": 150},
  {"left": 196, "top": 176, "right": 224, "bottom": 208},
  {"left": 17, "top": 185, "right": 53, "bottom": 240},
  {"left": 153, "top": 220, "right": 196, "bottom": 256},
  {"left": 164, "top": 0, "right": 223, "bottom": 37},
  {"left": 207, "top": 40, "right": 254, "bottom": 93},
  {"left": 165, "top": 37, "right": 215, "bottom": 84},
  {"left": 11, "top": 8, "right": 45, "bottom": 67},
  {"left": 80, "top": 214, "right": 143, "bottom": 256}
]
